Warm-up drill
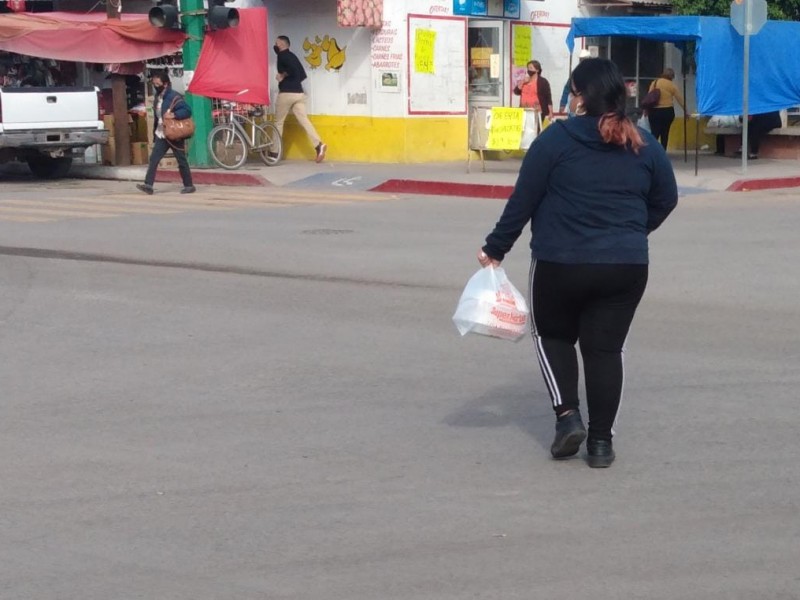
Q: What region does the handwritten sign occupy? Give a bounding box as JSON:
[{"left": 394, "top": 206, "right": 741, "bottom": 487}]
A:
[
  {"left": 513, "top": 25, "right": 531, "bottom": 67},
  {"left": 486, "top": 107, "right": 524, "bottom": 150},
  {"left": 414, "top": 29, "right": 436, "bottom": 74}
]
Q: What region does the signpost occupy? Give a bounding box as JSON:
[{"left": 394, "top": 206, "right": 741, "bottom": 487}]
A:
[{"left": 730, "top": 0, "right": 767, "bottom": 174}]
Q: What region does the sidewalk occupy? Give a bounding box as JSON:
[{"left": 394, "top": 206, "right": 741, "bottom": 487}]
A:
[{"left": 24, "top": 152, "right": 800, "bottom": 197}]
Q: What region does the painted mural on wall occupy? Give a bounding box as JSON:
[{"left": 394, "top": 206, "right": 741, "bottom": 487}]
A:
[
  {"left": 302, "top": 35, "right": 347, "bottom": 71},
  {"left": 337, "top": 0, "right": 384, "bottom": 28}
]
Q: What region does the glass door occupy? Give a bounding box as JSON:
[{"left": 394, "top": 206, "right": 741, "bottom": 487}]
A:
[{"left": 468, "top": 20, "right": 504, "bottom": 105}]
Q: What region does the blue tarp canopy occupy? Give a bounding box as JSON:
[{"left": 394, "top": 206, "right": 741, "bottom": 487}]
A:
[{"left": 566, "top": 16, "right": 800, "bottom": 116}]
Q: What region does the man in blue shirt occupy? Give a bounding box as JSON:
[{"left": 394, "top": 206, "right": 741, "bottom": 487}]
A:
[{"left": 558, "top": 49, "right": 592, "bottom": 116}]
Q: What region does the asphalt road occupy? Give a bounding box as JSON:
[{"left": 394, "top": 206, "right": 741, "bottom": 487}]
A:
[{"left": 1, "top": 178, "right": 799, "bottom": 599}]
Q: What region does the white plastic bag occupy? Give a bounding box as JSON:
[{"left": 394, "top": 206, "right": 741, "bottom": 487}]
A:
[
  {"left": 637, "top": 114, "right": 651, "bottom": 133},
  {"left": 452, "top": 266, "right": 529, "bottom": 341},
  {"left": 520, "top": 110, "right": 542, "bottom": 150}
]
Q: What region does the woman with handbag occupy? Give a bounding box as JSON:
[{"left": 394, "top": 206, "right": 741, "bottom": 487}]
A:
[
  {"left": 136, "top": 70, "right": 196, "bottom": 195},
  {"left": 645, "top": 68, "right": 685, "bottom": 150}
]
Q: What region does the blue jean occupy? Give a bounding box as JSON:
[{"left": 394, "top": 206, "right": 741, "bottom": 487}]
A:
[{"left": 145, "top": 137, "right": 193, "bottom": 187}]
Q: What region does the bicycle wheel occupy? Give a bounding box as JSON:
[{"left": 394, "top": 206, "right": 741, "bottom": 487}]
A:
[
  {"left": 255, "top": 122, "right": 283, "bottom": 166},
  {"left": 208, "top": 125, "right": 248, "bottom": 170}
]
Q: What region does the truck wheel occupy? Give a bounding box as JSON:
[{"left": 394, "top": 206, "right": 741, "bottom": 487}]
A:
[{"left": 27, "top": 157, "right": 73, "bottom": 179}]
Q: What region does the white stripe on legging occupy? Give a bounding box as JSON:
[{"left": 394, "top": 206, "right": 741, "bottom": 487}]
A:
[
  {"left": 611, "top": 335, "right": 629, "bottom": 436},
  {"left": 528, "top": 259, "right": 562, "bottom": 408}
]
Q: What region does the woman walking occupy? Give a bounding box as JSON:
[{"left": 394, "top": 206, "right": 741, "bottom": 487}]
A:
[
  {"left": 514, "top": 60, "right": 553, "bottom": 118},
  {"left": 477, "top": 59, "right": 678, "bottom": 467},
  {"left": 136, "top": 70, "right": 195, "bottom": 195},
  {"left": 646, "top": 68, "right": 686, "bottom": 150}
]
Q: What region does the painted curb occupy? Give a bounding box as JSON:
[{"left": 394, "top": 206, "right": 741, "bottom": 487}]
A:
[
  {"left": 726, "top": 177, "right": 800, "bottom": 192},
  {"left": 370, "top": 179, "right": 513, "bottom": 199}
]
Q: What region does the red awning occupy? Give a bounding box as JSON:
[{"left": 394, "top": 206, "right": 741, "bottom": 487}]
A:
[
  {"left": 187, "top": 7, "right": 269, "bottom": 105},
  {"left": 0, "top": 12, "right": 186, "bottom": 62}
]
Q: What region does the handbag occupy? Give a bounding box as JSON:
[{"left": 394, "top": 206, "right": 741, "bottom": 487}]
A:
[
  {"left": 162, "top": 96, "right": 195, "bottom": 142},
  {"left": 640, "top": 80, "right": 661, "bottom": 111}
]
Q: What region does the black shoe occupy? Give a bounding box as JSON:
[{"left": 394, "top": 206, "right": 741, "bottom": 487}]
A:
[
  {"left": 748, "top": 153, "right": 758, "bottom": 160},
  {"left": 550, "top": 411, "right": 587, "bottom": 459},
  {"left": 180, "top": 185, "right": 196, "bottom": 194},
  {"left": 136, "top": 183, "right": 154, "bottom": 195},
  {"left": 586, "top": 438, "right": 615, "bottom": 468},
  {"left": 315, "top": 142, "right": 327, "bottom": 163}
]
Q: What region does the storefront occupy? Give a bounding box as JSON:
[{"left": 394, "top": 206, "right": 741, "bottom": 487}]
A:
[{"left": 263, "top": 0, "right": 591, "bottom": 162}]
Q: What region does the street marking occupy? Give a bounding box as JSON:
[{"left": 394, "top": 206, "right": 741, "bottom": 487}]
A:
[
  {"left": 0, "top": 206, "right": 119, "bottom": 219},
  {"left": 0, "top": 186, "right": 397, "bottom": 225},
  {"left": 332, "top": 176, "right": 363, "bottom": 187},
  {"left": 0, "top": 199, "right": 182, "bottom": 215}
]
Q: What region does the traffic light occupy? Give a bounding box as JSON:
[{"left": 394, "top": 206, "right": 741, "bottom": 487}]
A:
[
  {"left": 148, "top": 1, "right": 180, "bottom": 29},
  {"left": 207, "top": 0, "right": 239, "bottom": 30}
]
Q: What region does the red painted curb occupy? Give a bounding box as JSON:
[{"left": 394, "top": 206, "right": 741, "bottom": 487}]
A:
[
  {"left": 726, "top": 176, "right": 800, "bottom": 192},
  {"left": 370, "top": 179, "right": 513, "bottom": 199},
  {"left": 155, "top": 170, "right": 270, "bottom": 187}
]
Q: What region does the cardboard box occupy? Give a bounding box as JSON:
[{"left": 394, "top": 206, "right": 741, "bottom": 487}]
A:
[
  {"left": 131, "top": 115, "right": 150, "bottom": 143},
  {"left": 130, "top": 142, "right": 148, "bottom": 166},
  {"left": 160, "top": 156, "right": 178, "bottom": 169},
  {"left": 102, "top": 114, "right": 135, "bottom": 139},
  {"left": 101, "top": 138, "right": 116, "bottom": 165}
]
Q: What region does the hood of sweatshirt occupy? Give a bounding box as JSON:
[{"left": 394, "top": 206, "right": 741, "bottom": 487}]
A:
[{"left": 557, "top": 115, "right": 618, "bottom": 152}]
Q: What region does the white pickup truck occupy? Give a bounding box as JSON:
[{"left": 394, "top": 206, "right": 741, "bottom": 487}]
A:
[{"left": 0, "top": 86, "right": 109, "bottom": 178}]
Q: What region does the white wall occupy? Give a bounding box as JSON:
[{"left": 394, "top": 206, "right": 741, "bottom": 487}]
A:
[{"left": 266, "top": 0, "right": 375, "bottom": 116}]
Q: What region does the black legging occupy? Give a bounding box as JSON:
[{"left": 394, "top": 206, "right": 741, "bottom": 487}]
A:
[
  {"left": 648, "top": 107, "right": 675, "bottom": 150},
  {"left": 529, "top": 260, "right": 648, "bottom": 442}
]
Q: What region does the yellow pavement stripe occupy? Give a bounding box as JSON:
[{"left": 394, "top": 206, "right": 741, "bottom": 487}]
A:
[
  {"left": 0, "top": 206, "right": 118, "bottom": 219},
  {"left": 220, "top": 190, "right": 394, "bottom": 203},
  {"left": 0, "top": 199, "right": 182, "bottom": 215},
  {"left": 0, "top": 215, "right": 57, "bottom": 223},
  {"left": 103, "top": 194, "right": 280, "bottom": 209}
]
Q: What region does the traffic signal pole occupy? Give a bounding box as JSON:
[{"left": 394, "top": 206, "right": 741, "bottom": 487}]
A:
[{"left": 181, "top": 0, "right": 213, "bottom": 167}]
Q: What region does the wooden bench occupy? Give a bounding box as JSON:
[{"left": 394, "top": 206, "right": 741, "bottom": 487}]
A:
[{"left": 705, "top": 126, "right": 800, "bottom": 159}]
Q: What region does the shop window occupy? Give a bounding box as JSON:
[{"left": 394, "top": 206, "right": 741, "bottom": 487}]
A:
[{"left": 468, "top": 25, "right": 502, "bottom": 101}]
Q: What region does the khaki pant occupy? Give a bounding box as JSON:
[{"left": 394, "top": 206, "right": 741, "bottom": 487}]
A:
[{"left": 274, "top": 92, "right": 321, "bottom": 148}]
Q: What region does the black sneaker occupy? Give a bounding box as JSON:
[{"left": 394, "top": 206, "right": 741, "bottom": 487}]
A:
[
  {"left": 315, "top": 142, "right": 327, "bottom": 163},
  {"left": 136, "top": 183, "right": 154, "bottom": 195},
  {"left": 586, "top": 438, "right": 615, "bottom": 468},
  {"left": 550, "top": 411, "right": 587, "bottom": 459},
  {"left": 180, "top": 185, "right": 196, "bottom": 194}
]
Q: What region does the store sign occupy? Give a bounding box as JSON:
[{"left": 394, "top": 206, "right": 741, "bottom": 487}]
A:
[{"left": 454, "top": 0, "right": 520, "bottom": 19}]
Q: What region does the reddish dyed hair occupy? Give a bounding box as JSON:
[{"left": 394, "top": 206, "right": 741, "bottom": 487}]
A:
[
  {"left": 571, "top": 58, "right": 646, "bottom": 154},
  {"left": 599, "top": 112, "right": 645, "bottom": 153}
]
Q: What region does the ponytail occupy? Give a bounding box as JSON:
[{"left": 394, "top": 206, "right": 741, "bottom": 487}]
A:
[{"left": 599, "top": 111, "right": 645, "bottom": 154}]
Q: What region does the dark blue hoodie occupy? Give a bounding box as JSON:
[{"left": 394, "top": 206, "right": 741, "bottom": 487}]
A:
[{"left": 483, "top": 116, "right": 678, "bottom": 264}]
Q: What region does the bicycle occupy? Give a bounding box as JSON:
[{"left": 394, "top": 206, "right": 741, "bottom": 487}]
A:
[{"left": 208, "top": 101, "right": 282, "bottom": 170}]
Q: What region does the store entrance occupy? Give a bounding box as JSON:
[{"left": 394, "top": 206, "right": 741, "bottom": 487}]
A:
[{"left": 467, "top": 20, "right": 506, "bottom": 108}]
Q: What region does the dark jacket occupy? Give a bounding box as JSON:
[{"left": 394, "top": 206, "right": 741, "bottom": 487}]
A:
[
  {"left": 153, "top": 86, "right": 191, "bottom": 134},
  {"left": 276, "top": 49, "right": 307, "bottom": 94},
  {"left": 483, "top": 116, "right": 678, "bottom": 264}
]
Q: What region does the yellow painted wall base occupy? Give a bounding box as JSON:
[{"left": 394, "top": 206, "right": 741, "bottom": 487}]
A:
[
  {"left": 279, "top": 115, "right": 469, "bottom": 163},
  {"left": 666, "top": 116, "right": 714, "bottom": 152},
  {"left": 279, "top": 114, "right": 712, "bottom": 161}
]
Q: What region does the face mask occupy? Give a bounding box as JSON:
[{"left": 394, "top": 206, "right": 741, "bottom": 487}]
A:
[
  {"left": 273, "top": 45, "right": 281, "bottom": 54},
  {"left": 154, "top": 84, "right": 164, "bottom": 93},
  {"left": 527, "top": 70, "right": 537, "bottom": 76}
]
